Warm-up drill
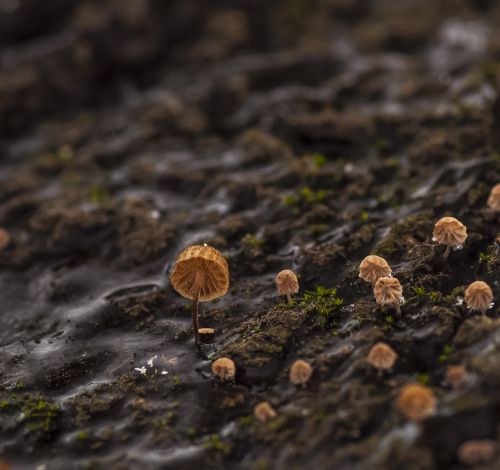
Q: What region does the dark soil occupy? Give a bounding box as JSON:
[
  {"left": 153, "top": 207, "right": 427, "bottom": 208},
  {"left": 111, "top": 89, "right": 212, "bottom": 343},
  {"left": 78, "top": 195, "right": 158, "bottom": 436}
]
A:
[{"left": 0, "top": 1, "right": 499, "bottom": 469}]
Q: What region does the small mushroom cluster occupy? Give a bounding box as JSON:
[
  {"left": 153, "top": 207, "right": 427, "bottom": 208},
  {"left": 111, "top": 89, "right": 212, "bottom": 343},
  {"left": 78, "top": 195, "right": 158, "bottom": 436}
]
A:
[
  {"left": 166, "top": 183, "right": 497, "bottom": 431},
  {"left": 359, "top": 255, "right": 403, "bottom": 314}
]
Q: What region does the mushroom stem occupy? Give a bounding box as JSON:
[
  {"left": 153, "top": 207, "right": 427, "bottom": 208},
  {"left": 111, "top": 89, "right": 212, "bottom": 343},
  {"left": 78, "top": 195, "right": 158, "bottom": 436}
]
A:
[
  {"left": 192, "top": 291, "right": 200, "bottom": 346},
  {"left": 395, "top": 302, "right": 401, "bottom": 315},
  {"left": 287, "top": 293, "right": 292, "bottom": 303},
  {"left": 444, "top": 245, "right": 451, "bottom": 258}
]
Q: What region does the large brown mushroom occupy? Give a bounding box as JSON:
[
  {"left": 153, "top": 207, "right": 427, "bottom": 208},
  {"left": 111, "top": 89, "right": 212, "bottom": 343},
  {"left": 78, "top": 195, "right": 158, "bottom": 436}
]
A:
[{"left": 171, "top": 245, "right": 229, "bottom": 345}]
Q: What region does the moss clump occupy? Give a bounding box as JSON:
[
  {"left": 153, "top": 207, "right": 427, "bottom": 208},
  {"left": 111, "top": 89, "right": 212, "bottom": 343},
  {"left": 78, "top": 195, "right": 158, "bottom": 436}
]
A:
[
  {"left": 284, "top": 187, "right": 330, "bottom": 208},
  {"left": 6, "top": 393, "right": 60, "bottom": 439},
  {"left": 242, "top": 233, "right": 264, "bottom": 248},
  {"left": 300, "top": 286, "right": 344, "bottom": 325},
  {"left": 203, "top": 433, "right": 231, "bottom": 455}
]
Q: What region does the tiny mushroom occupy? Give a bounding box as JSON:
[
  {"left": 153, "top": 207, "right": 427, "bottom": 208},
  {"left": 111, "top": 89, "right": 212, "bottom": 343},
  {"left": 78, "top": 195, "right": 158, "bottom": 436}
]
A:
[
  {"left": 458, "top": 440, "right": 497, "bottom": 466},
  {"left": 289, "top": 359, "right": 313, "bottom": 385},
  {"left": 433, "top": 216, "right": 467, "bottom": 258},
  {"left": 276, "top": 269, "right": 299, "bottom": 302},
  {"left": 254, "top": 401, "right": 277, "bottom": 423},
  {"left": 487, "top": 183, "right": 500, "bottom": 211},
  {"left": 171, "top": 245, "right": 229, "bottom": 346},
  {"left": 373, "top": 276, "right": 404, "bottom": 314},
  {"left": 367, "top": 342, "right": 398, "bottom": 374},
  {"left": 212, "top": 357, "right": 236, "bottom": 381},
  {"left": 464, "top": 281, "right": 493, "bottom": 315},
  {"left": 444, "top": 364, "right": 468, "bottom": 390},
  {"left": 397, "top": 383, "right": 437, "bottom": 422},
  {"left": 359, "top": 255, "right": 391, "bottom": 284},
  {"left": 0, "top": 227, "right": 10, "bottom": 252}
]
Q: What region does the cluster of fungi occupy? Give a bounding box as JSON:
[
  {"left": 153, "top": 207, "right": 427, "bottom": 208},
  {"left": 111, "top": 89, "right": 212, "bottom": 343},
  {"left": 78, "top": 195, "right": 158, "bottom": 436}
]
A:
[{"left": 164, "top": 185, "right": 498, "bottom": 446}]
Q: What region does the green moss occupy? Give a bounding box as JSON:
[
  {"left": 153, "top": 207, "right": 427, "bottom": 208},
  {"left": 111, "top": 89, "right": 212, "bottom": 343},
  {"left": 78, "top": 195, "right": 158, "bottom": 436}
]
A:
[
  {"left": 238, "top": 415, "right": 253, "bottom": 426},
  {"left": 284, "top": 187, "right": 330, "bottom": 207},
  {"left": 242, "top": 234, "right": 264, "bottom": 248},
  {"left": 203, "top": 433, "right": 231, "bottom": 455},
  {"left": 7, "top": 393, "right": 60, "bottom": 438},
  {"left": 300, "top": 286, "right": 344, "bottom": 325},
  {"left": 76, "top": 430, "right": 90, "bottom": 440},
  {"left": 0, "top": 399, "right": 9, "bottom": 409},
  {"left": 311, "top": 153, "right": 327, "bottom": 169},
  {"left": 439, "top": 344, "right": 453, "bottom": 363},
  {"left": 415, "top": 373, "right": 430, "bottom": 385},
  {"left": 89, "top": 185, "right": 108, "bottom": 205},
  {"left": 13, "top": 379, "right": 25, "bottom": 390}
]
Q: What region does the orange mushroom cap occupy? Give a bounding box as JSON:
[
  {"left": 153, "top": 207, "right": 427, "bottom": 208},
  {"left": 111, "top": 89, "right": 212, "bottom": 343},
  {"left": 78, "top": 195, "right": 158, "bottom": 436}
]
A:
[
  {"left": 367, "top": 342, "right": 398, "bottom": 370},
  {"left": 276, "top": 269, "right": 299, "bottom": 296},
  {"left": 171, "top": 245, "right": 229, "bottom": 302},
  {"left": 254, "top": 401, "right": 278, "bottom": 423},
  {"left": 289, "top": 359, "right": 313, "bottom": 385},
  {"left": 487, "top": 183, "right": 500, "bottom": 211},
  {"left": 397, "top": 383, "right": 437, "bottom": 421},
  {"left": 212, "top": 357, "right": 236, "bottom": 381}
]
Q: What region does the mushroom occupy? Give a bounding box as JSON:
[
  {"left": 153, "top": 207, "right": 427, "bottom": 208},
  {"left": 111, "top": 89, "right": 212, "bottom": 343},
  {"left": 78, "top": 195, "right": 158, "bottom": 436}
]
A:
[
  {"left": 276, "top": 269, "right": 299, "bottom": 302},
  {"left": 373, "top": 276, "right": 404, "bottom": 314},
  {"left": 171, "top": 245, "right": 229, "bottom": 346},
  {"left": 396, "top": 383, "right": 437, "bottom": 422},
  {"left": 458, "top": 440, "right": 497, "bottom": 466},
  {"left": 366, "top": 342, "right": 398, "bottom": 375},
  {"left": 444, "top": 364, "right": 468, "bottom": 390},
  {"left": 254, "top": 401, "right": 277, "bottom": 423},
  {"left": 487, "top": 183, "right": 500, "bottom": 211},
  {"left": 464, "top": 281, "right": 493, "bottom": 315},
  {"left": 433, "top": 217, "right": 467, "bottom": 258},
  {"left": 0, "top": 227, "right": 10, "bottom": 252},
  {"left": 289, "top": 359, "right": 313, "bottom": 385},
  {"left": 359, "top": 255, "right": 391, "bottom": 285},
  {"left": 212, "top": 357, "right": 236, "bottom": 381}
]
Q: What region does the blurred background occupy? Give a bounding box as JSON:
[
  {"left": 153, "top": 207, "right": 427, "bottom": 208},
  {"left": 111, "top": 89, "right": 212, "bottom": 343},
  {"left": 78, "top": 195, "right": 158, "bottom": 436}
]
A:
[{"left": 2, "top": 0, "right": 500, "bottom": 138}]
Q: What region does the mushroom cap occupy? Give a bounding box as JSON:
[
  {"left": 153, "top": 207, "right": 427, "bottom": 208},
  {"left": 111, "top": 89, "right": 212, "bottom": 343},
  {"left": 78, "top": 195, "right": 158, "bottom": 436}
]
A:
[
  {"left": 359, "top": 255, "right": 391, "bottom": 283},
  {"left": 254, "top": 401, "right": 277, "bottom": 423},
  {"left": 397, "top": 383, "right": 437, "bottom": 421},
  {"left": 445, "top": 364, "right": 468, "bottom": 390},
  {"left": 487, "top": 183, "right": 500, "bottom": 211},
  {"left": 276, "top": 269, "right": 299, "bottom": 295},
  {"left": 367, "top": 342, "right": 398, "bottom": 370},
  {"left": 373, "top": 276, "right": 403, "bottom": 306},
  {"left": 0, "top": 227, "right": 10, "bottom": 252},
  {"left": 433, "top": 217, "right": 467, "bottom": 248},
  {"left": 289, "top": 359, "right": 313, "bottom": 385},
  {"left": 171, "top": 245, "right": 229, "bottom": 302},
  {"left": 464, "top": 281, "right": 493, "bottom": 312},
  {"left": 212, "top": 357, "right": 236, "bottom": 381},
  {"left": 458, "top": 440, "right": 497, "bottom": 466}
]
